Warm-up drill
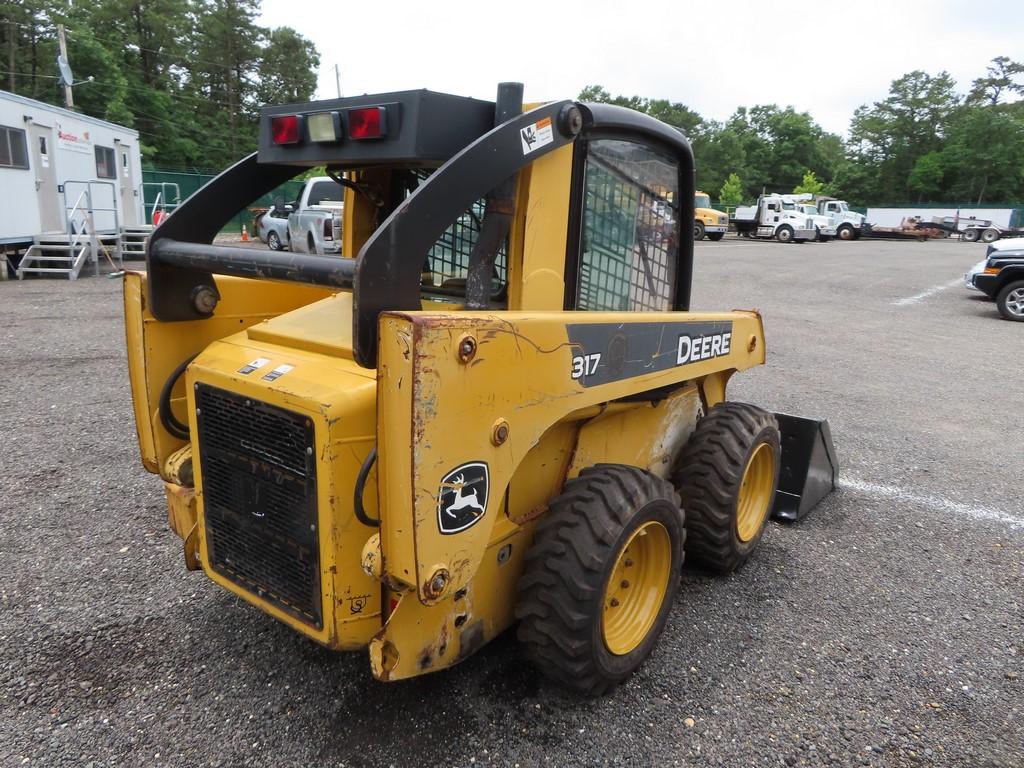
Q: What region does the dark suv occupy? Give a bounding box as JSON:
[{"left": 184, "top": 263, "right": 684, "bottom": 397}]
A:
[{"left": 973, "top": 244, "right": 1024, "bottom": 321}]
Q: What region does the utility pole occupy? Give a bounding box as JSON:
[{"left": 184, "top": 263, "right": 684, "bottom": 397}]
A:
[
  {"left": 7, "top": 21, "right": 15, "bottom": 92},
  {"left": 57, "top": 24, "right": 73, "bottom": 109},
  {"left": 335, "top": 64, "right": 341, "bottom": 98}
]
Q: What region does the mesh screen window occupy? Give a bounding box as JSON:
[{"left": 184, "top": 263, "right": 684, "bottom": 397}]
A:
[
  {"left": 411, "top": 170, "right": 507, "bottom": 300},
  {"left": 577, "top": 140, "right": 679, "bottom": 312}
]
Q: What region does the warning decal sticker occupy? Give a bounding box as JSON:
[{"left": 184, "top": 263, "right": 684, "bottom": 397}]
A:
[
  {"left": 238, "top": 357, "right": 270, "bottom": 375},
  {"left": 520, "top": 116, "right": 554, "bottom": 155},
  {"left": 261, "top": 364, "right": 294, "bottom": 382}
]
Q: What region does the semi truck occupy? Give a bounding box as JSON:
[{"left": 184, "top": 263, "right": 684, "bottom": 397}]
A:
[
  {"left": 795, "top": 202, "right": 836, "bottom": 242},
  {"left": 731, "top": 194, "right": 816, "bottom": 243},
  {"left": 814, "top": 197, "right": 866, "bottom": 240}
]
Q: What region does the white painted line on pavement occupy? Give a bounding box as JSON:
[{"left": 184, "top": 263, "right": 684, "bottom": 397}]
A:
[
  {"left": 892, "top": 278, "right": 962, "bottom": 306},
  {"left": 841, "top": 477, "right": 1024, "bottom": 530}
]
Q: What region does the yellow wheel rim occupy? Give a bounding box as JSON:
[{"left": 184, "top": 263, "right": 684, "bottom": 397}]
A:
[
  {"left": 736, "top": 442, "right": 775, "bottom": 542},
  {"left": 601, "top": 520, "right": 672, "bottom": 656}
]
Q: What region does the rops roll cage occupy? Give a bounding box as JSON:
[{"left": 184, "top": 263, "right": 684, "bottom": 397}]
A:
[{"left": 145, "top": 90, "right": 696, "bottom": 368}]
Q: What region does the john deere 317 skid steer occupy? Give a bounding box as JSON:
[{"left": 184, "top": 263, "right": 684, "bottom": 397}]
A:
[{"left": 124, "top": 83, "right": 837, "bottom": 695}]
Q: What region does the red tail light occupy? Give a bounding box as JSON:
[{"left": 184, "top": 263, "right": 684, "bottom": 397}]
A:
[
  {"left": 271, "top": 115, "right": 301, "bottom": 145},
  {"left": 348, "top": 107, "right": 386, "bottom": 139},
  {"left": 323, "top": 217, "right": 333, "bottom": 240}
]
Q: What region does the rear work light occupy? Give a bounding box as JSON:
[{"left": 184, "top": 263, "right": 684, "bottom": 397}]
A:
[
  {"left": 271, "top": 115, "right": 302, "bottom": 145},
  {"left": 347, "top": 107, "right": 387, "bottom": 139},
  {"left": 307, "top": 111, "right": 341, "bottom": 143}
]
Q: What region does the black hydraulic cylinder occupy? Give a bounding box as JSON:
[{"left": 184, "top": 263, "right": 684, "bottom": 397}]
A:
[{"left": 151, "top": 239, "right": 356, "bottom": 288}]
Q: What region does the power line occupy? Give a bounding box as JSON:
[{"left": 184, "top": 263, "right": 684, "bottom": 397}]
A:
[
  {"left": 0, "top": 70, "right": 61, "bottom": 80},
  {"left": 90, "top": 84, "right": 257, "bottom": 145},
  {"left": 4, "top": 21, "right": 261, "bottom": 75},
  {"left": 0, "top": 69, "right": 239, "bottom": 110}
]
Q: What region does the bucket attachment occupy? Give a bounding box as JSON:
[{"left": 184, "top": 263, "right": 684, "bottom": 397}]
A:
[{"left": 771, "top": 413, "right": 838, "bottom": 522}]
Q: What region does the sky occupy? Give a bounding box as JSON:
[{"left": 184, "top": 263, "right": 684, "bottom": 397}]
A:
[{"left": 258, "top": 0, "right": 1024, "bottom": 136}]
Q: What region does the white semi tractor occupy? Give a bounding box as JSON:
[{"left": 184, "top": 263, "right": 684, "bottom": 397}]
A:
[
  {"left": 731, "top": 193, "right": 817, "bottom": 243},
  {"left": 815, "top": 197, "right": 866, "bottom": 240}
]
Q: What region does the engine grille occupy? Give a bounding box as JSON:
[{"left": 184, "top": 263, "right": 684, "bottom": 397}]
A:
[{"left": 195, "top": 384, "right": 322, "bottom": 628}]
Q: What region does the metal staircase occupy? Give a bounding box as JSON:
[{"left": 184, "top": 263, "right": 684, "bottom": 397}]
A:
[
  {"left": 17, "top": 181, "right": 123, "bottom": 280},
  {"left": 17, "top": 180, "right": 179, "bottom": 279},
  {"left": 120, "top": 225, "right": 152, "bottom": 260}
]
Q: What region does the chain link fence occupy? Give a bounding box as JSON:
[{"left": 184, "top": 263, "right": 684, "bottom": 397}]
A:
[{"left": 142, "top": 169, "right": 306, "bottom": 234}]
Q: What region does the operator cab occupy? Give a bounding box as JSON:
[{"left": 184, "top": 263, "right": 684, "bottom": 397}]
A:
[{"left": 144, "top": 84, "right": 695, "bottom": 366}]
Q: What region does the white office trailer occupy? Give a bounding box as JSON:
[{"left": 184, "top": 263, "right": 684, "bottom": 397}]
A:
[{"left": 0, "top": 89, "right": 148, "bottom": 279}]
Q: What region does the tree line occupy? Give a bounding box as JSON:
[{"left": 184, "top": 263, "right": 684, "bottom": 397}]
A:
[
  {"left": 2, "top": 0, "right": 319, "bottom": 171},
  {"left": 3, "top": 6, "right": 1021, "bottom": 205},
  {"left": 581, "top": 57, "right": 1024, "bottom": 206}
]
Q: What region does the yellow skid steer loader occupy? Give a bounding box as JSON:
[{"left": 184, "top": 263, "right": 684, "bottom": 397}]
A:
[{"left": 124, "top": 83, "right": 837, "bottom": 695}]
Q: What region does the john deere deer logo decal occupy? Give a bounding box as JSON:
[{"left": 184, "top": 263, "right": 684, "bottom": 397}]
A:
[{"left": 438, "top": 462, "right": 489, "bottom": 534}]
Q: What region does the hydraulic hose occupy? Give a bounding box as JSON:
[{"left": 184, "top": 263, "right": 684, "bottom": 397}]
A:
[
  {"left": 158, "top": 354, "right": 197, "bottom": 441},
  {"left": 353, "top": 446, "right": 380, "bottom": 527}
]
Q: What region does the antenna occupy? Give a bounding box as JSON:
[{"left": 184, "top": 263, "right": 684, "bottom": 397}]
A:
[
  {"left": 57, "top": 23, "right": 74, "bottom": 108},
  {"left": 57, "top": 55, "right": 74, "bottom": 87}
]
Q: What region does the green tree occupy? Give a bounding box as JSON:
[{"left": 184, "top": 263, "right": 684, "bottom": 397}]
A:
[
  {"left": 848, "top": 69, "right": 960, "bottom": 201},
  {"left": 942, "top": 108, "right": 1024, "bottom": 203},
  {"left": 793, "top": 170, "right": 824, "bottom": 196},
  {"left": 967, "top": 56, "right": 1024, "bottom": 106},
  {"left": 825, "top": 153, "right": 881, "bottom": 204},
  {"left": 692, "top": 124, "right": 746, "bottom": 199},
  {"left": 719, "top": 173, "right": 744, "bottom": 206},
  {"left": 726, "top": 105, "right": 840, "bottom": 197},
  {"left": 907, "top": 152, "right": 945, "bottom": 201},
  {"left": 256, "top": 26, "right": 319, "bottom": 105}
]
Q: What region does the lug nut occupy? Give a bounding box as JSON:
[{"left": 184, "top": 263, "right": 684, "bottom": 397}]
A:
[
  {"left": 620, "top": 580, "right": 630, "bottom": 589},
  {"left": 610, "top": 598, "right": 620, "bottom": 607}
]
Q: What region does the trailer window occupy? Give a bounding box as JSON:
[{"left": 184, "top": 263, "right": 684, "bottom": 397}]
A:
[
  {"left": 95, "top": 146, "right": 116, "bottom": 179},
  {"left": 0, "top": 125, "right": 29, "bottom": 170},
  {"left": 575, "top": 140, "right": 679, "bottom": 312}
]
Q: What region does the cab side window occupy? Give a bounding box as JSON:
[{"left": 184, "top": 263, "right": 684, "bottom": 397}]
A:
[{"left": 575, "top": 139, "right": 679, "bottom": 311}]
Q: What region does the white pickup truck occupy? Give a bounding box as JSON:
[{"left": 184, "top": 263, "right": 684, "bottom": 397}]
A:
[{"left": 280, "top": 176, "right": 344, "bottom": 255}]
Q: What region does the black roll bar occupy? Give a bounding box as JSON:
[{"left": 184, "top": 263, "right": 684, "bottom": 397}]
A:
[{"left": 144, "top": 89, "right": 696, "bottom": 369}]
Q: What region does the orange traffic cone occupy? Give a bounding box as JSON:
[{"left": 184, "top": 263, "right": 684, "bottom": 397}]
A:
[{"left": 241, "top": 223, "right": 249, "bottom": 242}]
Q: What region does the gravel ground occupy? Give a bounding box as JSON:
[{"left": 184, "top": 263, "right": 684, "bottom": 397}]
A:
[{"left": 0, "top": 238, "right": 1021, "bottom": 767}]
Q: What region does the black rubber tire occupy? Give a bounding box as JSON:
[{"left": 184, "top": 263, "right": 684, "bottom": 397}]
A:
[
  {"left": 694, "top": 221, "right": 706, "bottom": 241},
  {"left": 307, "top": 233, "right": 316, "bottom": 253},
  {"left": 776, "top": 225, "right": 794, "bottom": 243},
  {"left": 267, "top": 231, "right": 282, "bottom": 250},
  {"left": 837, "top": 224, "right": 855, "bottom": 241},
  {"left": 981, "top": 228, "right": 1000, "bottom": 244},
  {"left": 673, "top": 402, "right": 781, "bottom": 574},
  {"left": 996, "top": 280, "right": 1024, "bottom": 322},
  {"left": 707, "top": 232, "right": 725, "bottom": 242},
  {"left": 515, "top": 464, "right": 685, "bottom": 696}
]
